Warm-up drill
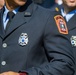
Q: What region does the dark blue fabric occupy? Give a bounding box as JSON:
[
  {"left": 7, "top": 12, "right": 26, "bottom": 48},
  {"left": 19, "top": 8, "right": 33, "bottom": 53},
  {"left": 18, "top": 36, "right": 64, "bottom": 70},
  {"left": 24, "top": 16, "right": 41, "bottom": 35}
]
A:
[{"left": 39, "top": 0, "right": 55, "bottom": 8}]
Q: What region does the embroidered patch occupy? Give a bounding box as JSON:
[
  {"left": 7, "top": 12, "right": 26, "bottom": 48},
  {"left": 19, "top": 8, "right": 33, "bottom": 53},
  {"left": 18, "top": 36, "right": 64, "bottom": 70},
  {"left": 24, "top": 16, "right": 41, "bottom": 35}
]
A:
[{"left": 54, "top": 15, "right": 68, "bottom": 34}]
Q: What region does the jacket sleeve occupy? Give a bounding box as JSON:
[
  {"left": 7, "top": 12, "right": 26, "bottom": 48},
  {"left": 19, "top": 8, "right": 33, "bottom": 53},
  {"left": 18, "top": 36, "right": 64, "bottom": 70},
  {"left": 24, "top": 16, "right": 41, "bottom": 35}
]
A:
[{"left": 22, "top": 12, "right": 75, "bottom": 75}]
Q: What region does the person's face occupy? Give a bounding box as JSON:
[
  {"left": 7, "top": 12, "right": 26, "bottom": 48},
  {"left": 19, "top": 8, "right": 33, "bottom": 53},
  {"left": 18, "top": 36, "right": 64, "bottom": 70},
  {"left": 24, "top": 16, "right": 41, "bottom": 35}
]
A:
[
  {"left": 62, "top": 0, "right": 76, "bottom": 8},
  {"left": 5, "top": 0, "right": 27, "bottom": 8}
]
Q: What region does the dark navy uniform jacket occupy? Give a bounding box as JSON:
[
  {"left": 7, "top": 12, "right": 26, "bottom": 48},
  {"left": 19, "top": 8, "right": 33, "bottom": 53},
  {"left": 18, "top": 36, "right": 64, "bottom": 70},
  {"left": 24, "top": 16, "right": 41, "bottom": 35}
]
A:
[
  {"left": 54, "top": 6, "right": 76, "bottom": 75},
  {"left": 0, "top": 2, "right": 75, "bottom": 75}
]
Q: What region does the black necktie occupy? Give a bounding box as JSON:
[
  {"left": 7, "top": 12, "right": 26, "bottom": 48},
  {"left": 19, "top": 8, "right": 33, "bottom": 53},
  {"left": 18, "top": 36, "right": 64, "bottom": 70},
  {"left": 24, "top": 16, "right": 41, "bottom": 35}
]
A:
[{"left": 6, "top": 11, "right": 15, "bottom": 31}]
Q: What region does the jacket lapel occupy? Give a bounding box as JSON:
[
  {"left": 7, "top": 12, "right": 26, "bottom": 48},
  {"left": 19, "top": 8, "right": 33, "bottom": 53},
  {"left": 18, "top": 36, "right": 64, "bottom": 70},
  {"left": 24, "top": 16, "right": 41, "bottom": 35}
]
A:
[
  {"left": 0, "top": 8, "right": 5, "bottom": 38},
  {"left": 67, "top": 14, "right": 76, "bottom": 31}
]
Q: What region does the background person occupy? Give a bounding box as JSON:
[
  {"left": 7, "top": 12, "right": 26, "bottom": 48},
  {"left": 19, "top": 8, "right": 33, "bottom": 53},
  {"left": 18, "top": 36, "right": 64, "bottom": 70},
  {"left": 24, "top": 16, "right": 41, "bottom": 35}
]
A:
[{"left": 55, "top": 0, "right": 76, "bottom": 75}]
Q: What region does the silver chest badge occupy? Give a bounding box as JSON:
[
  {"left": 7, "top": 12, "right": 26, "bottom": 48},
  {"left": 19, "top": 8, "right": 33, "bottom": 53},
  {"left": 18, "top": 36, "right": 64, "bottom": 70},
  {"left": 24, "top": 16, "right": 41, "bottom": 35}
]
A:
[
  {"left": 71, "top": 36, "right": 76, "bottom": 46},
  {"left": 18, "top": 33, "right": 28, "bottom": 46}
]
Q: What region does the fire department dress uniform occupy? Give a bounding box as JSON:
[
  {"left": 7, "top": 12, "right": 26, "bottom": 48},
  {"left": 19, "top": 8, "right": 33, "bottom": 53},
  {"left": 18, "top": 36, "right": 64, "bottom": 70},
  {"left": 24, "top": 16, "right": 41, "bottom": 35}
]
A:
[{"left": 0, "top": 1, "right": 75, "bottom": 75}]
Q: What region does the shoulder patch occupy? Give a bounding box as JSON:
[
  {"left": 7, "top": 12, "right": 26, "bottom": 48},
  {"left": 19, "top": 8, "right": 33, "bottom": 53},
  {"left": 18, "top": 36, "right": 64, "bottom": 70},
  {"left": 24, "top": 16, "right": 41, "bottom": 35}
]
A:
[{"left": 54, "top": 15, "right": 68, "bottom": 34}]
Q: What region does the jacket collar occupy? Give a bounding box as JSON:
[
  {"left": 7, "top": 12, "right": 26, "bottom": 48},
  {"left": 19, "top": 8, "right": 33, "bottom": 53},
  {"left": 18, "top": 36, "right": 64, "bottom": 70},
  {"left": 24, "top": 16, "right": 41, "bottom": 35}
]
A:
[
  {"left": 67, "top": 14, "right": 76, "bottom": 31},
  {"left": 0, "top": 2, "right": 38, "bottom": 38},
  {"left": 5, "top": 2, "right": 37, "bottom": 38}
]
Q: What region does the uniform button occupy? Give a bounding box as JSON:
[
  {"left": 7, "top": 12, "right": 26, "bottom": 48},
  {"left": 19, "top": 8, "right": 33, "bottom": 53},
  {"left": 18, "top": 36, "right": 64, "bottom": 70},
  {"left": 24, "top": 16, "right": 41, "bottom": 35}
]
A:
[
  {"left": 1, "top": 61, "right": 6, "bottom": 65},
  {"left": 2, "top": 43, "right": 7, "bottom": 48}
]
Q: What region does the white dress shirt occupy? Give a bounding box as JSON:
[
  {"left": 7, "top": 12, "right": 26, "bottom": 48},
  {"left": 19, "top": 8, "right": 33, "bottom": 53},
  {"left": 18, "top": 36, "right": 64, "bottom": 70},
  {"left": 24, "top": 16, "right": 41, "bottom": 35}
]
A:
[
  {"left": 3, "top": 6, "right": 19, "bottom": 30},
  {"left": 61, "top": 9, "right": 76, "bottom": 22}
]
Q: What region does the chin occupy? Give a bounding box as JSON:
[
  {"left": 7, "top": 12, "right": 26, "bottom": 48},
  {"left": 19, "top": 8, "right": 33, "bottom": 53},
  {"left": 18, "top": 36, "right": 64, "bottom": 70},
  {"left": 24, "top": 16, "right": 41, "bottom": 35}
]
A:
[{"left": 18, "top": 2, "right": 26, "bottom": 6}]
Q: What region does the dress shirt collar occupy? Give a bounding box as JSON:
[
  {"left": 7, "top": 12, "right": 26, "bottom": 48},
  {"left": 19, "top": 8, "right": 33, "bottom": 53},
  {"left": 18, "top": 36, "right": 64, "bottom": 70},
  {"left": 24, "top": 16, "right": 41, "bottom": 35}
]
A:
[
  {"left": 61, "top": 8, "right": 76, "bottom": 22},
  {"left": 3, "top": 5, "right": 20, "bottom": 29},
  {"left": 3, "top": 5, "right": 20, "bottom": 22}
]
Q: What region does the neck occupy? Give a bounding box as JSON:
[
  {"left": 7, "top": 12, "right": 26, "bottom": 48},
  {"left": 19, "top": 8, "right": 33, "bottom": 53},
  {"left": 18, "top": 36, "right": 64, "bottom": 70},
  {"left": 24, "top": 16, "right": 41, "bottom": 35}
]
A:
[
  {"left": 63, "top": 4, "right": 76, "bottom": 14},
  {"left": 5, "top": 1, "right": 19, "bottom": 11}
]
